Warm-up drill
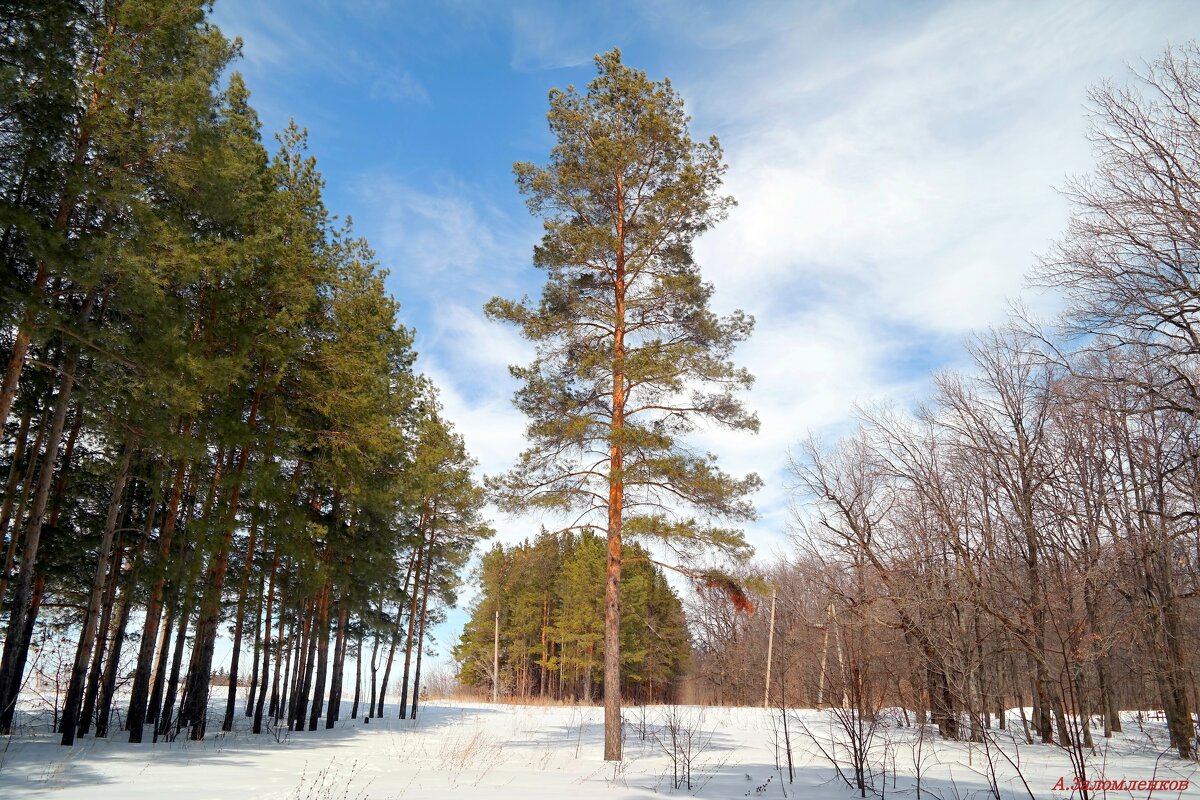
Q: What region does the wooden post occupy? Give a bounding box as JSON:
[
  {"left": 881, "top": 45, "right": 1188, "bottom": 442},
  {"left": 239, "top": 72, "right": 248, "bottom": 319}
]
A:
[
  {"left": 492, "top": 607, "right": 500, "bottom": 703},
  {"left": 763, "top": 589, "right": 777, "bottom": 709},
  {"left": 817, "top": 601, "right": 833, "bottom": 708}
]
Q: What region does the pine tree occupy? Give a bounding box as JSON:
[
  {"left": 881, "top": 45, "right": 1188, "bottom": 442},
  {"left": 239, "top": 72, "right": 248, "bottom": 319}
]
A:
[
  {"left": 0, "top": 0, "right": 238, "bottom": 734},
  {"left": 486, "top": 48, "right": 758, "bottom": 760},
  {"left": 0, "top": 0, "right": 490, "bottom": 747}
]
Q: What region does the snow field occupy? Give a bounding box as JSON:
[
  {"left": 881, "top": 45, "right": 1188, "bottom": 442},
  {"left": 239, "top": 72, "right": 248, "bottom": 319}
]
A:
[{"left": 0, "top": 701, "right": 1196, "bottom": 799}]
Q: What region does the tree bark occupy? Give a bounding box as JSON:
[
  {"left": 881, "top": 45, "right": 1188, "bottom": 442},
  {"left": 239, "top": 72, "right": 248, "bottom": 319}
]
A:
[
  {"left": 78, "top": 463, "right": 134, "bottom": 741},
  {"left": 60, "top": 441, "right": 135, "bottom": 744},
  {"left": 245, "top": 552, "right": 267, "bottom": 718},
  {"left": 409, "top": 541, "right": 435, "bottom": 720},
  {"left": 307, "top": 585, "right": 331, "bottom": 730},
  {"left": 127, "top": 449, "right": 190, "bottom": 742},
  {"left": 184, "top": 378, "right": 265, "bottom": 740},
  {"left": 0, "top": 337, "right": 83, "bottom": 732},
  {"left": 0, "top": 406, "right": 47, "bottom": 611},
  {"left": 288, "top": 605, "right": 308, "bottom": 728},
  {"left": 251, "top": 551, "right": 278, "bottom": 734},
  {"left": 156, "top": 544, "right": 204, "bottom": 741},
  {"left": 275, "top": 615, "right": 295, "bottom": 725},
  {"left": 145, "top": 600, "right": 174, "bottom": 733},
  {"left": 295, "top": 604, "right": 318, "bottom": 731},
  {"left": 352, "top": 630, "right": 365, "bottom": 719},
  {"left": 95, "top": 593, "right": 133, "bottom": 738},
  {"left": 326, "top": 604, "right": 348, "bottom": 727},
  {"left": 604, "top": 190, "right": 627, "bottom": 761},
  {"left": 0, "top": 409, "right": 32, "bottom": 553},
  {"left": 398, "top": 528, "right": 427, "bottom": 717},
  {"left": 222, "top": 510, "right": 262, "bottom": 731}
]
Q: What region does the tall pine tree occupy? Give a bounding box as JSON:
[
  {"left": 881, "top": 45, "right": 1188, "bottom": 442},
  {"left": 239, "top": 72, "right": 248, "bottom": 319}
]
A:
[{"left": 486, "top": 49, "right": 758, "bottom": 760}]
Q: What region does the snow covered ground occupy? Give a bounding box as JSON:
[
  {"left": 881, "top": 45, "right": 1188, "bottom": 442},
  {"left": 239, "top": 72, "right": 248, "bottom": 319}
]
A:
[{"left": 0, "top": 700, "right": 1196, "bottom": 799}]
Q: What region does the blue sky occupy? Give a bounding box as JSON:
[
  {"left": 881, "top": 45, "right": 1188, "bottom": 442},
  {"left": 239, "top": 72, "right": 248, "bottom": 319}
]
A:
[{"left": 210, "top": 0, "right": 1200, "bottom": 663}]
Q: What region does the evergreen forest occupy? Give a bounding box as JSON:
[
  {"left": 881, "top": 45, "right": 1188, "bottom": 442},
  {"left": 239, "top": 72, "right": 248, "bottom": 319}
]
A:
[
  {"left": 454, "top": 532, "right": 690, "bottom": 704},
  {"left": 0, "top": 1, "right": 492, "bottom": 745}
]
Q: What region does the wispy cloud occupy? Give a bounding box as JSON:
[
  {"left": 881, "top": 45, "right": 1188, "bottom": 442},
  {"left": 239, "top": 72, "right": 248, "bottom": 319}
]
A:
[
  {"left": 494, "top": 0, "right": 1200, "bottom": 551},
  {"left": 213, "top": 0, "right": 1200, "bottom": 661},
  {"left": 507, "top": 1, "right": 614, "bottom": 71},
  {"left": 355, "top": 177, "right": 532, "bottom": 290},
  {"left": 374, "top": 0, "right": 1200, "bottom": 560},
  {"left": 213, "top": 0, "right": 434, "bottom": 127},
  {"left": 368, "top": 69, "right": 430, "bottom": 105}
]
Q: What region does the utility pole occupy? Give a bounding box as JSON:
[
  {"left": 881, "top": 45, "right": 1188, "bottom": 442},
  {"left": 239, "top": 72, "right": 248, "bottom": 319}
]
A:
[
  {"left": 492, "top": 607, "right": 499, "bottom": 704},
  {"left": 763, "top": 588, "right": 777, "bottom": 709}
]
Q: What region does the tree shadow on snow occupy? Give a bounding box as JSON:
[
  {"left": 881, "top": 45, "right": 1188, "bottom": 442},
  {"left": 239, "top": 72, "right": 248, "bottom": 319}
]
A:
[{"left": 0, "top": 700, "right": 501, "bottom": 797}]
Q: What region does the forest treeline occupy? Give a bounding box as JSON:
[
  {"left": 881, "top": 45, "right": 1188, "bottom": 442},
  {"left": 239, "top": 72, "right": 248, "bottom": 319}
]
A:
[
  {"left": 0, "top": 1, "right": 491, "bottom": 745},
  {"left": 688, "top": 46, "right": 1200, "bottom": 761},
  {"left": 454, "top": 531, "right": 690, "bottom": 703}
]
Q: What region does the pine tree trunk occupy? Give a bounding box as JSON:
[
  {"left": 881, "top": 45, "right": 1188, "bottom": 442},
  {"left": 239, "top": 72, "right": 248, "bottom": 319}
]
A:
[
  {"left": 95, "top": 594, "right": 133, "bottom": 738},
  {"left": 283, "top": 614, "right": 302, "bottom": 727},
  {"left": 157, "top": 564, "right": 200, "bottom": 741},
  {"left": 326, "top": 604, "right": 348, "bottom": 728},
  {"left": 368, "top": 630, "right": 381, "bottom": 718},
  {"left": 296, "top": 606, "right": 318, "bottom": 731},
  {"left": 0, "top": 406, "right": 47, "bottom": 610},
  {"left": 45, "top": 401, "right": 82, "bottom": 530},
  {"left": 222, "top": 511, "right": 262, "bottom": 732},
  {"left": 540, "top": 595, "right": 549, "bottom": 698},
  {"left": 287, "top": 604, "right": 311, "bottom": 729},
  {"left": 377, "top": 617, "right": 400, "bottom": 718},
  {"left": 376, "top": 553, "right": 418, "bottom": 718},
  {"left": 0, "top": 261, "right": 51, "bottom": 433},
  {"left": 604, "top": 212, "right": 627, "bottom": 762},
  {"left": 112, "top": 460, "right": 162, "bottom": 736},
  {"left": 145, "top": 466, "right": 203, "bottom": 741},
  {"left": 274, "top": 615, "right": 294, "bottom": 725},
  {"left": 399, "top": 527, "right": 428, "bottom": 716},
  {"left": 0, "top": 409, "right": 32, "bottom": 552},
  {"left": 584, "top": 645, "right": 593, "bottom": 703},
  {"left": 145, "top": 601, "right": 175, "bottom": 733},
  {"left": 246, "top": 559, "right": 267, "bottom": 717},
  {"left": 60, "top": 441, "right": 135, "bottom": 744},
  {"left": 185, "top": 401, "right": 262, "bottom": 740},
  {"left": 0, "top": 338, "right": 83, "bottom": 732},
  {"left": 289, "top": 602, "right": 312, "bottom": 730},
  {"left": 0, "top": 572, "right": 44, "bottom": 732},
  {"left": 352, "top": 630, "right": 365, "bottom": 719},
  {"left": 127, "top": 451, "right": 190, "bottom": 742},
  {"left": 78, "top": 520, "right": 128, "bottom": 740},
  {"left": 251, "top": 551, "right": 278, "bottom": 734},
  {"left": 308, "top": 586, "right": 331, "bottom": 730},
  {"left": 409, "top": 542, "right": 435, "bottom": 720}
]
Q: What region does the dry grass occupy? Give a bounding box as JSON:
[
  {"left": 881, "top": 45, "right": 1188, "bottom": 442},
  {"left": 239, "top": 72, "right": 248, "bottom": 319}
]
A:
[{"left": 435, "top": 728, "right": 505, "bottom": 789}]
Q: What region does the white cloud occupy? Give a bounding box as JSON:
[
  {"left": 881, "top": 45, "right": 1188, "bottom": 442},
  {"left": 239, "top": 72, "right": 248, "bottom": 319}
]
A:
[
  {"left": 414, "top": 0, "right": 1200, "bottom": 562},
  {"left": 356, "top": 178, "right": 534, "bottom": 293},
  {"left": 417, "top": 304, "right": 531, "bottom": 476},
  {"left": 650, "top": 0, "right": 1200, "bottom": 552},
  {"left": 337, "top": 0, "right": 1200, "bottom": 652}
]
